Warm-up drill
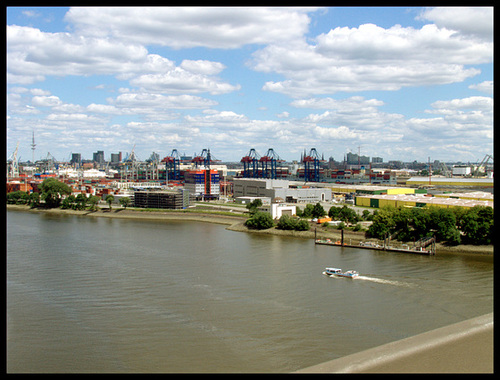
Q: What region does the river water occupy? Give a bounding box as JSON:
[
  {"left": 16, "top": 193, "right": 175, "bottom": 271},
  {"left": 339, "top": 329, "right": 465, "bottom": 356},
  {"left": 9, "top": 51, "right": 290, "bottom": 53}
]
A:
[{"left": 6, "top": 210, "right": 493, "bottom": 373}]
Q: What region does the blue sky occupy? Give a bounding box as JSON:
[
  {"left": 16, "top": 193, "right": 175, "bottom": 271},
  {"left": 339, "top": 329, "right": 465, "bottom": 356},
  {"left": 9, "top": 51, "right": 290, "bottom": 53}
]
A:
[{"left": 7, "top": 6, "right": 493, "bottom": 164}]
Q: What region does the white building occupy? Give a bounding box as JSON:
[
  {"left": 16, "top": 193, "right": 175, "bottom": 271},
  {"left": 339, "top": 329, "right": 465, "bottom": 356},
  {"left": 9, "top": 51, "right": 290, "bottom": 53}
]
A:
[
  {"left": 233, "top": 178, "right": 332, "bottom": 203},
  {"left": 260, "top": 203, "right": 297, "bottom": 219},
  {"left": 452, "top": 165, "right": 472, "bottom": 176}
]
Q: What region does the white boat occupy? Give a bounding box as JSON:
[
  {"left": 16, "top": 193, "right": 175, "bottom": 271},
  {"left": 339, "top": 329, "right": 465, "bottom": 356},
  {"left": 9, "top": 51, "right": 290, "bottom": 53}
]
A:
[{"left": 323, "top": 267, "right": 359, "bottom": 278}]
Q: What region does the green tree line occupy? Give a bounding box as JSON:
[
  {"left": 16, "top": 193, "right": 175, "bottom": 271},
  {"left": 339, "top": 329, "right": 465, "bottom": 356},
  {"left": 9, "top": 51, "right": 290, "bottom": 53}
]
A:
[{"left": 367, "top": 205, "right": 493, "bottom": 246}]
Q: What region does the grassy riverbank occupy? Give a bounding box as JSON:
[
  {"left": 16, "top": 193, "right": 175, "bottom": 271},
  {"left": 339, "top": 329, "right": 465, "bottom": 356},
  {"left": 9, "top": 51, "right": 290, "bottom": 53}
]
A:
[{"left": 7, "top": 204, "right": 493, "bottom": 255}]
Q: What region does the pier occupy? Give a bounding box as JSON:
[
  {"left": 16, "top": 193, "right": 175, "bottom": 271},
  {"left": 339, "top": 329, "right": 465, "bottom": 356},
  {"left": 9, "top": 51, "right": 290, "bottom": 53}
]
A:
[{"left": 314, "top": 229, "right": 436, "bottom": 255}]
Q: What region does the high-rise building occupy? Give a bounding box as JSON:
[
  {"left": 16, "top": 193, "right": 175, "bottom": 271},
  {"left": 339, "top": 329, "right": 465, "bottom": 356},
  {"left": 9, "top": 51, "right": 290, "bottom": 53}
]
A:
[
  {"left": 346, "top": 152, "right": 370, "bottom": 165},
  {"left": 111, "top": 152, "right": 122, "bottom": 163},
  {"left": 93, "top": 150, "right": 105, "bottom": 164},
  {"left": 71, "top": 153, "right": 82, "bottom": 165}
]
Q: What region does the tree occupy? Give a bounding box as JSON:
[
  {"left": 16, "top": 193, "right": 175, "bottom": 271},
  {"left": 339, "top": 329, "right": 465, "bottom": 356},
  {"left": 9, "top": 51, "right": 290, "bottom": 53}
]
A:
[
  {"left": 367, "top": 206, "right": 396, "bottom": 239},
  {"left": 246, "top": 198, "right": 263, "bottom": 215},
  {"left": 245, "top": 211, "right": 275, "bottom": 230},
  {"left": 39, "top": 178, "right": 72, "bottom": 208},
  {"left": 328, "top": 206, "right": 341, "bottom": 219},
  {"left": 61, "top": 195, "right": 76, "bottom": 209},
  {"left": 411, "top": 207, "right": 430, "bottom": 240},
  {"left": 393, "top": 207, "right": 413, "bottom": 241},
  {"left": 7, "top": 191, "right": 27, "bottom": 204},
  {"left": 362, "top": 209, "right": 372, "bottom": 221},
  {"left": 460, "top": 206, "right": 493, "bottom": 245},
  {"left": 28, "top": 192, "right": 40, "bottom": 208},
  {"left": 119, "top": 197, "right": 131, "bottom": 209},
  {"left": 88, "top": 195, "right": 100, "bottom": 211},
  {"left": 339, "top": 205, "right": 358, "bottom": 224},
  {"left": 300, "top": 204, "right": 315, "bottom": 218},
  {"left": 105, "top": 194, "right": 115, "bottom": 210},
  {"left": 311, "top": 202, "right": 326, "bottom": 218},
  {"left": 75, "top": 193, "right": 88, "bottom": 210},
  {"left": 425, "top": 207, "right": 460, "bottom": 245}
]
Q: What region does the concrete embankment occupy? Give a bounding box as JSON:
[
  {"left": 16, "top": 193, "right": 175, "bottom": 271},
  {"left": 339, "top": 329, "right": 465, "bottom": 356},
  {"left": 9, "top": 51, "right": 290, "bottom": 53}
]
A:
[{"left": 296, "top": 313, "right": 493, "bottom": 373}]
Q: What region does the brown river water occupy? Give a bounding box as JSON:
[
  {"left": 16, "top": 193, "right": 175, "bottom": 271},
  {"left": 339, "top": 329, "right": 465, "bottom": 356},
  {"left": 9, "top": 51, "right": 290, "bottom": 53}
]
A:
[{"left": 7, "top": 210, "right": 493, "bottom": 373}]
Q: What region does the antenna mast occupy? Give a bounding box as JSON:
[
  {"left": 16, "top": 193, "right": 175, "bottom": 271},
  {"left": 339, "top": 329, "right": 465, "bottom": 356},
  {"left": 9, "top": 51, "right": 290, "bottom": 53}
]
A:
[{"left": 31, "top": 131, "right": 36, "bottom": 163}]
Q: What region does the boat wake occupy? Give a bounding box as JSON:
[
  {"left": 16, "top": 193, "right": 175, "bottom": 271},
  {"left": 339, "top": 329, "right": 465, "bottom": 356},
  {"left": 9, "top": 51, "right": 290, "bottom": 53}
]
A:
[{"left": 356, "top": 276, "right": 412, "bottom": 287}]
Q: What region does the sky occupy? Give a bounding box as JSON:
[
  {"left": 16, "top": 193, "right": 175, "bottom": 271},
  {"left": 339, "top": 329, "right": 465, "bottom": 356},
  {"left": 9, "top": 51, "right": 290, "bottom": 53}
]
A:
[{"left": 6, "top": 6, "right": 493, "bottom": 164}]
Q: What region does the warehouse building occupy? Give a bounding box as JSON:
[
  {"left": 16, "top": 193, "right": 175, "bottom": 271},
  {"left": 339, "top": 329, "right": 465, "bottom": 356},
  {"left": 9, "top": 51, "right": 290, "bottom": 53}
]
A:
[
  {"left": 355, "top": 193, "right": 493, "bottom": 209},
  {"left": 233, "top": 178, "right": 332, "bottom": 203},
  {"left": 405, "top": 176, "right": 493, "bottom": 188}
]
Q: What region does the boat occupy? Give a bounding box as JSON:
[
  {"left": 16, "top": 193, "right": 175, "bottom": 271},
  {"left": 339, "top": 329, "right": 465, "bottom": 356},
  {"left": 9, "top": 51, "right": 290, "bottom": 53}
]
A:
[{"left": 323, "top": 267, "right": 359, "bottom": 278}]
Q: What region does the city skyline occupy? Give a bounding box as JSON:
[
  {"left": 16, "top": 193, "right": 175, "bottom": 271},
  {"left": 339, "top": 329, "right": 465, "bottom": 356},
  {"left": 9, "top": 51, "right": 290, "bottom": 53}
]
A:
[{"left": 7, "top": 7, "right": 493, "bottom": 164}]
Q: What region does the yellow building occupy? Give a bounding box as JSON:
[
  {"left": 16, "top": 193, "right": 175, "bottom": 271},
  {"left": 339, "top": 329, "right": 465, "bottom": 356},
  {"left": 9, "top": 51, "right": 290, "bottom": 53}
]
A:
[
  {"left": 406, "top": 176, "right": 493, "bottom": 188},
  {"left": 355, "top": 193, "right": 493, "bottom": 209}
]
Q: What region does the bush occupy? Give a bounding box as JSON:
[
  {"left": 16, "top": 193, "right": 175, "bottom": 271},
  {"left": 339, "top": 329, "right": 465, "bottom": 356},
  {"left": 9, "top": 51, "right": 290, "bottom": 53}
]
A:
[
  {"left": 245, "top": 211, "right": 275, "bottom": 230},
  {"left": 296, "top": 219, "right": 310, "bottom": 231},
  {"left": 277, "top": 214, "right": 297, "bottom": 230},
  {"left": 276, "top": 215, "right": 310, "bottom": 231}
]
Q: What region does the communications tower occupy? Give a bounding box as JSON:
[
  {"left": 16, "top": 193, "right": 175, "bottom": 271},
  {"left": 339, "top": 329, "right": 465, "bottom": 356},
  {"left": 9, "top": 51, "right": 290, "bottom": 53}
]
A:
[{"left": 31, "top": 131, "right": 36, "bottom": 163}]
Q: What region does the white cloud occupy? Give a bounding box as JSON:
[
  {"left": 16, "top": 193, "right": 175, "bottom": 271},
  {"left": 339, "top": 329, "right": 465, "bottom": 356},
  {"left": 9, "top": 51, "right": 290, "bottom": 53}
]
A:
[
  {"left": 130, "top": 69, "right": 240, "bottom": 95},
  {"left": 407, "top": 96, "right": 493, "bottom": 145},
  {"left": 251, "top": 14, "right": 492, "bottom": 97},
  {"left": 180, "top": 60, "right": 226, "bottom": 75},
  {"left": 428, "top": 96, "right": 493, "bottom": 112},
  {"left": 7, "top": 25, "right": 148, "bottom": 84},
  {"left": 112, "top": 93, "right": 218, "bottom": 109},
  {"left": 64, "top": 7, "right": 318, "bottom": 49},
  {"left": 291, "top": 96, "right": 384, "bottom": 110},
  {"left": 417, "top": 7, "right": 493, "bottom": 41},
  {"left": 469, "top": 81, "right": 493, "bottom": 95},
  {"left": 31, "top": 95, "right": 62, "bottom": 107},
  {"left": 7, "top": 24, "right": 241, "bottom": 96}
]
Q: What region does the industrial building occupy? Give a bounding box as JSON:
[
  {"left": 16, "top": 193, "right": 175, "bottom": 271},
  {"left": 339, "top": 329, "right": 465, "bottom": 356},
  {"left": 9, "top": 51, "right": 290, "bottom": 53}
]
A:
[
  {"left": 327, "top": 184, "right": 425, "bottom": 195},
  {"left": 133, "top": 189, "right": 189, "bottom": 209},
  {"left": 233, "top": 178, "right": 332, "bottom": 203},
  {"left": 405, "top": 176, "right": 493, "bottom": 188},
  {"left": 184, "top": 169, "right": 220, "bottom": 200},
  {"left": 355, "top": 193, "right": 493, "bottom": 209}
]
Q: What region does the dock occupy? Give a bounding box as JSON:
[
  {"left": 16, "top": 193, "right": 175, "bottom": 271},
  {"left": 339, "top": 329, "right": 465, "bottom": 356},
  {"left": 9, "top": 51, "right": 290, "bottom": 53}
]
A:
[{"left": 314, "top": 229, "right": 436, "bottom": 255}]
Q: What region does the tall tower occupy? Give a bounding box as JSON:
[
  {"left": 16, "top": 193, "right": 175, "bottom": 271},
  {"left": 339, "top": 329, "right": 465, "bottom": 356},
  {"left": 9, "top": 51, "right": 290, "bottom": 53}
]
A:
[{"left": 31, "top": 130, "right": 36, "bottom": 163}]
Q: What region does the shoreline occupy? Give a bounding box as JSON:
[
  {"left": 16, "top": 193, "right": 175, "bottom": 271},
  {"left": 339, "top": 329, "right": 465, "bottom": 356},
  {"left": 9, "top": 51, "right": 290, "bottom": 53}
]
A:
[{"left": 7, "top": 204, "right": 493, "bottom": 256}]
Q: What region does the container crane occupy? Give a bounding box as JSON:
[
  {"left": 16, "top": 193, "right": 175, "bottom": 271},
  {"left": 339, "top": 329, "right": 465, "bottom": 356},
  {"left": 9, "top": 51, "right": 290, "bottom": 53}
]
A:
[
  {"left": 259, "top": 148, "right": 284, "bottom": 179},
  {"left": 122, "top": 144, "right": 139, "bottom": 181},
  {"left": 302, "top": 148, "right": 324, "bottom": 182},
  {"left": 8, "top": 142, "right": 20, "bottom": 179},
  {"left": 241, "top": 148, "right": 261, "bottom": 178},
  {"left": 162, "top": 149, "right": 181, "bottom": 180},
  {"left": 473, "top": 154, "right": 493, "bottom": 177},
  {"left": 192, "top": 148, "right": 219, "bottom": 169}
]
